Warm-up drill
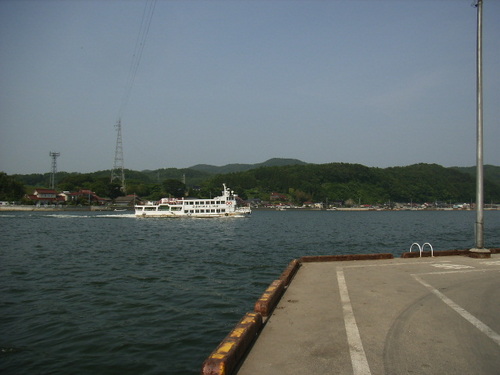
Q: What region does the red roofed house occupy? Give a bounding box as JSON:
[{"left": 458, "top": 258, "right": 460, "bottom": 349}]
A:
[{"left": 26, "top": 188, "right": 65, "bottom": 205}]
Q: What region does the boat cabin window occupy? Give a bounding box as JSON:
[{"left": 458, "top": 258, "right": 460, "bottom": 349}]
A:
[{"left": 158, "top": 205, "right": 170, "bottom": 211}]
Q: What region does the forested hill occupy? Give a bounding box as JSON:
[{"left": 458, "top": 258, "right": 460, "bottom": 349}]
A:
[
  {"left": 452, "top": 165, "right": 500, "bottom": 187},
  {"left": 5, "top": 161, "right": 500, "bottom": 204},
  {"left": 189, "top": 158, "right": 307, "bottom": 174},
  {"left": 203, "top": 163, "right": 500, "bottom": 204}
]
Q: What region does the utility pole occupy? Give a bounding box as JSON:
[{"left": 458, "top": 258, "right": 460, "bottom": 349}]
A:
[
  {"left": 470, "top": 0, "right": 490, "bottom": 258},
  {"left": 110, "top": 119, "right": 126, "bottom": 193},
  {"left": 49, "top": 151, "right": 60, "bottom": 189}
]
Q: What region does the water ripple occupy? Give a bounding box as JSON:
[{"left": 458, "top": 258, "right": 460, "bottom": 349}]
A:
[{"left": 0, "top": 210, "right": 498, "bottom": 374}]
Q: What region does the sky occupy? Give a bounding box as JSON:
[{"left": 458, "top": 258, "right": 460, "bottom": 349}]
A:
[{"left": 0, "top": 0, "right": 499, "bottom": 175}]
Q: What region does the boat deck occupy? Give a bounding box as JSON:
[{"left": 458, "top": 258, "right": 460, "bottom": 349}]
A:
[{"left": 235, "top": 254, "right": 500, "bottom": 375}]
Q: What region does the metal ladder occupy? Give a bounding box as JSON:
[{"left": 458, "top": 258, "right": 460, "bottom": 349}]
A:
[{"left": 409, "top": 242, "right": 434, "bottom": 257}]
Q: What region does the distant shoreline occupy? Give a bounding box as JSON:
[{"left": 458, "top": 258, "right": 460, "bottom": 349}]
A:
[
  {"left": 1, "top": 205, "right": 498, "bottom": 213},
  {"left": 0, "top": 205, "right": 114, "bottom": 212},
  {"left": 248, "top": 207, "right": 500, "bottom": 212}
]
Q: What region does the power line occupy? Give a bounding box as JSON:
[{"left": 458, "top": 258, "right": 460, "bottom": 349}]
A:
[
  {"left": 111, "top": 0, "right": 157, "bottom": 193},
  {"left": 118, "top": 0, "right": 157, "bottom": 118}
]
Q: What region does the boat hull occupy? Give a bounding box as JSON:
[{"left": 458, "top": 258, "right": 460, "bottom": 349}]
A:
[
  {"left": 134, "top": 210, "right": 251, "bottom": 218},
  {"left": 134, "top": 184, "right": 251, "bottom": 218}
]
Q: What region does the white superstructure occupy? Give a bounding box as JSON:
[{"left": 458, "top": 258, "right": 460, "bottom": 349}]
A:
[{"left": 134, "top": 184, "right": 251, "bottom": 218}]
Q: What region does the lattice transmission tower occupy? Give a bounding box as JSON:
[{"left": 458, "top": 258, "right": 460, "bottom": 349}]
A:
[
  {"left": 110, "top": 119, "right": 126, "bottom": 193},
  {"left": 49, "top": 151, "right": 60, "bottom": 189}
]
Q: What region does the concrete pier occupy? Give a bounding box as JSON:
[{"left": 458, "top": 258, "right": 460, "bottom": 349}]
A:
[{"left": 202, "top": 251, "right": 500, "bottom": 375}]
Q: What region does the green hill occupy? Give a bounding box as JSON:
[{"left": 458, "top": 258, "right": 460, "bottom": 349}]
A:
[
  {"left": 7, "top": 160, "right": 500, "bottom": 204},
  {"left": 189, "top": 158, "right": 307, "bottom": 174},
  {"left": 202, "top": 162, "right": 500, "bottom": 205},
  {"left": 452, "top": 165, "right": 500, "bottom": 187}
]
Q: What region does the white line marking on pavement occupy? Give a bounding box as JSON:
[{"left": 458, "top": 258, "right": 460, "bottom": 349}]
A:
[
  {"left": 413, "top": 274, "right": 500, "bottom": 347},
  {"left": 430, "top": 263, "right": 474, "bottom": 270},
  {"left": 337, "top": 268, "right": 372, "bottom": 375},
  {"left": 481, "top": 260, "right": 500, "bottom": 266},
  {"left": 342, "top": 261, "right": 436, "bottom": 269},
  {"left": 415, "top": 268, "right": 499, "bottom": 276}
]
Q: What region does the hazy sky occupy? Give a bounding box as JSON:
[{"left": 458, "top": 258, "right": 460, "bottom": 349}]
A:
[{"left": 1, "top": 0, "right": 499, "bottom": 175}]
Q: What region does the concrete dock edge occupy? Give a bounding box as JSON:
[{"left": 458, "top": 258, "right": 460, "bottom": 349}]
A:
[
  {"left": 401, "top": 249, "right": 469, "bottom": 258},
  {"left": 254, "top": 279, "right": 285, "bottom": 317},
  {"left": 299, "top": 253, "right": 394, "bottom": 262},
  {"left": 201, "top": 248, "right": 500, "bottom": 374},
  {"left": 401, "top": 248, "right": 499, "bottom": 258},
  {"left": 279, "top": 259, "right": 300, "bottom": 287},
  {"left": 201, "top": 312, "right": 262, "bottom": 375}
]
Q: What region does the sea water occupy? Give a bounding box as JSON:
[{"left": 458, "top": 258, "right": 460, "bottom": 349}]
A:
[{"left": 1, "top": 210, "right": 499, "bottom": 374}]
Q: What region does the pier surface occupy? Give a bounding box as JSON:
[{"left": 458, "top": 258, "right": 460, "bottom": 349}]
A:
[{"left": 236, "top": 255, "right": 500, "bottom": 375}]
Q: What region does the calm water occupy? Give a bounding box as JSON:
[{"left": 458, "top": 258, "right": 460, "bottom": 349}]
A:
[{"left": 1, "top": 210, "right": 499, "bottom": 374}]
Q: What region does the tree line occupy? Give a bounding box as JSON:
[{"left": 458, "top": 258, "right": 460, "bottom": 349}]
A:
[
  {"left": 201, "top": 163, "right": 500, "bottom": 205},
  {"left": 1, "top": 163, "right": 499, "bottom": 205}
]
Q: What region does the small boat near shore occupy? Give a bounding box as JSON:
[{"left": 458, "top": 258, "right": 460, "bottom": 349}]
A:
[{"left": 134, "top": 184, "right": 251, "bottom": 218}]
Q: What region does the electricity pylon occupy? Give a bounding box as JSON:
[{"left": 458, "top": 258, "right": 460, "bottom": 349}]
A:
[
  {"left": 49, "top": 151, "right": 60, "bottom": 189},
  {"left": 110, "top": 119, "right": 126, "bottom": 193}
]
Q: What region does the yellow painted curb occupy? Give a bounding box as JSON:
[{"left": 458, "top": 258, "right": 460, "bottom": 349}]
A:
[
  {"left": 201, "top": 312, "right": 262, "bottom": 375},
  {"left": 254, "top": 279, "right": 285, "bottom": 317},
  {"left": 280, "top": 258, "right": 300, "bottom": 287}
]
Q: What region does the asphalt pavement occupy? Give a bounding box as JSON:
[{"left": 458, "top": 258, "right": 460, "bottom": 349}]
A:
[{"left": 236, "top": 255, "right": 500, "bottom": 375}]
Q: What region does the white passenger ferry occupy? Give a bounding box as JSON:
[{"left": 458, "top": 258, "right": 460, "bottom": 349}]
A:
[{"left": 134, "top": 184, "right": 251, "bottom": 218}]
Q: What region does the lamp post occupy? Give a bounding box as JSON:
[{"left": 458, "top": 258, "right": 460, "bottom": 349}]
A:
[{"left": 470, "top": 0, "right": 490, "bottom": 258}]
